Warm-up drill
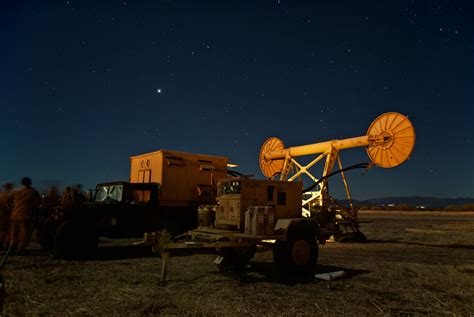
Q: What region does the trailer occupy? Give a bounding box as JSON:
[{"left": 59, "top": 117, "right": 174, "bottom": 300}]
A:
[{"left": 145, "top": 177, "right": 322, "bottom": 280}]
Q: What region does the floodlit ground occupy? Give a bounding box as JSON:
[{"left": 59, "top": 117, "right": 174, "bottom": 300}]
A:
[{"left": 2, "top": 212, "right": 473, "bottom": 316}]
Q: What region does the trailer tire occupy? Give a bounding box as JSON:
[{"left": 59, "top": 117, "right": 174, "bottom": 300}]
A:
[
  {"left": 216, "top": 244, "right": 257, "bottom": 271},
  {"left": 273, "top": 222, "right": 318, "bottom": 275}
]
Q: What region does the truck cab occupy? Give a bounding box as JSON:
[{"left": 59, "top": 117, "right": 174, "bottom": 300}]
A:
[{"left": 91, "top": 181, "right": 160, "bottom": 237}]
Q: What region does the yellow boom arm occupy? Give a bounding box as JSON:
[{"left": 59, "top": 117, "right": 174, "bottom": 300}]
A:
[{"left": 258, "top": 112, "right": 416, "bottom": 216}]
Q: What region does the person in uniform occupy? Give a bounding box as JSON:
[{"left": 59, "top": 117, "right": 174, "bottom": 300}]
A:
[
  {"left": 9, "top": 177, "right": 40, "bottom": 253},
  {"left": 43, "top": 186, "right": 59, "bottom": 210},
  {"left": 61, "top": 185, "right": 84, "bottom": 210},
  {"left": 0, "top": 183, "right": 14, "bottom": 249},
  {"left": 61, "top": 186, "right": 72, "bottom": 209}
]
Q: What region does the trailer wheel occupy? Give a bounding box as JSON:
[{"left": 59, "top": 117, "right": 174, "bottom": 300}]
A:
[
  {"left": 216, "top": 244, "right": 257, "bottom": 271},
  {"left": 53, "top": 220, "right": 98, "bottom": 259},
  {"left": 273, "top": 222, "right": 318, "bottom": 275}
]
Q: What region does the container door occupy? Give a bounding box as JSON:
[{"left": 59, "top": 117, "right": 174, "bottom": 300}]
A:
[{"left": 137, "top": 170, "right": 151, "bottom": 183}]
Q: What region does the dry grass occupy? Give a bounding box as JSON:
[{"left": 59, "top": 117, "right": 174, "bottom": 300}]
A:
[{"left": 2, "top": 212, "right": 473, "bottom": 316}]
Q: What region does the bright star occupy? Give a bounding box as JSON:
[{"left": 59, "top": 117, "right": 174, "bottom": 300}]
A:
[{"left": 157, "top": 88, "right": 162, "bottom": 94}]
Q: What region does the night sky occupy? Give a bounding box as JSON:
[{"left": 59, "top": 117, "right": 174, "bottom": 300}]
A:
[{"left": 1, "top": 1, "right": 473, "bottom": 199}]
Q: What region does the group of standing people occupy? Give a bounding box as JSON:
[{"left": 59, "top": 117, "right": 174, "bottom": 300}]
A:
[
  {"left": 0, "top": 177, "right": 40, "bottom": 253},
  {"left": 0, "top": 179, "right": 88, "bottom": 254}
]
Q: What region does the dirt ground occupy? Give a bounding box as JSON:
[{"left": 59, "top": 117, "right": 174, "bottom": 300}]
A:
[{"left": 2, "top": 211, "right": 473, "bottom": 316}]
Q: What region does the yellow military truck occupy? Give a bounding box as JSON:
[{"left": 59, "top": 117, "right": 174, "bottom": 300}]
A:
[{"left": 37, "top": 150, "right": 230, "bottom": 258}]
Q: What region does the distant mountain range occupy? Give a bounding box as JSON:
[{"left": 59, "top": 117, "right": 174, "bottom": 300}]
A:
[{"left": 338, "top": 196, "right": 474, "bottom": 209}]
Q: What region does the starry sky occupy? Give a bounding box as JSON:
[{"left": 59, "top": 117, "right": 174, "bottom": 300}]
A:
[{"left": 1, "top": 1, "right": 473, "bottom": 199}]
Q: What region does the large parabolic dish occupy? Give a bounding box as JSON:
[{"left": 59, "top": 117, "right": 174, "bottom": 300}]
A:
[{"left": 366, "top": 112, "right": 415, "bottom": 168}]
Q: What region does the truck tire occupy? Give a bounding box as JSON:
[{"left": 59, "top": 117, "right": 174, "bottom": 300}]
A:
[
  {"left": 53, "top": 220, "right": 98, "bottom": 259},
  {"left": 216, "top": 244, "right": 257, "bottom": 271},
  {"left": 273, "top": 222, "right": 318, "bottom": 275},
  {"left": 36, "top": 219, "right": 55, "bottom": 250}
]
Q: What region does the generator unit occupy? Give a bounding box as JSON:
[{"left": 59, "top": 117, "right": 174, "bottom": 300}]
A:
[{"left": 214, "top": 178, "right": 302, "bottom": 231}]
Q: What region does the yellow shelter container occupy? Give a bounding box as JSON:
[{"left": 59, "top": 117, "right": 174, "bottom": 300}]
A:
[{"left": 130, "top": 150, "right": 228, "bottom": 207}]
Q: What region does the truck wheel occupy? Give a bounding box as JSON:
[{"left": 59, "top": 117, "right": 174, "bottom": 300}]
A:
[
  {"left": 216, "top": 245, "right": 257, "bottom": 271},
  {"left": 53, "top": 220, "right": 98, "bottom": 259},
  {"left": 273, "top": 222, "right": 318, "bottom": 275},
  {"left": 36, "top": 219, "right": 55, "bottom": 250},
  {"left": 53, "top": 220, "right": 75, "bottom": 258}
]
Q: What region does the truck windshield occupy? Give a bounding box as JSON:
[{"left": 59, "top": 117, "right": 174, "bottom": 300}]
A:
[
  {"left": 222, "top": 181, "right": 241, "bottom": 194},
  {"left": 95, "top": 185, "right": 124, "bottom": 202}
]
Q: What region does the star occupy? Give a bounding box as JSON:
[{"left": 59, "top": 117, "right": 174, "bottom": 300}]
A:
[{"left": 157, "top": 88, "right": 162, "bottom": 94}]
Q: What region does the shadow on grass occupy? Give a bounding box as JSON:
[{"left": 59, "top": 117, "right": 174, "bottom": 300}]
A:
[
  {"left": 64, "top": 242, "right": 219, "bottom": 261},
  {"left": 92, "top": 245, "right": 158, "bottom": 261},
  {"left": 43, "top": 240, "right": 159, "bottom": 261},
  {"left": 214, "top": 262, "right": 370, "bottom": 286}
]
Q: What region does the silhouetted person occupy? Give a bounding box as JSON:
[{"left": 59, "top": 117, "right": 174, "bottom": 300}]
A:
[
  {"left": 61, "top": 185, "right": 85, "bottom": 216},
  {"left": 43, "top": 186, "right": 59, "bottom": 209},
  {"left": 61, "top": 186, "right": 77, "bottom": 209},
  {"left": 10, "top": 177, "right": 40, "bottom": 253},
  {"left": 74, "top": 184, "right": 86, "bottom": 204},
  {"left": 0, "top": 183, "right": 14, "bottom": 249}
]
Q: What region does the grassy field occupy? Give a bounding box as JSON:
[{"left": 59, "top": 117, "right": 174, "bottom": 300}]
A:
[{"left": 2, "top": 212, "right": 473, "bottom": 316}]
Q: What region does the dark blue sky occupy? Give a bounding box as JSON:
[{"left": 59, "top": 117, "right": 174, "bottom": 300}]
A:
[{"left": 1, "top": 1, "right": 473, "bottom": 199}]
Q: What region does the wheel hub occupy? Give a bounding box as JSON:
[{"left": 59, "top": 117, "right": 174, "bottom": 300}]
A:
[{"left": 291, "top": 240, "right": 310, "bottom": 266}]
